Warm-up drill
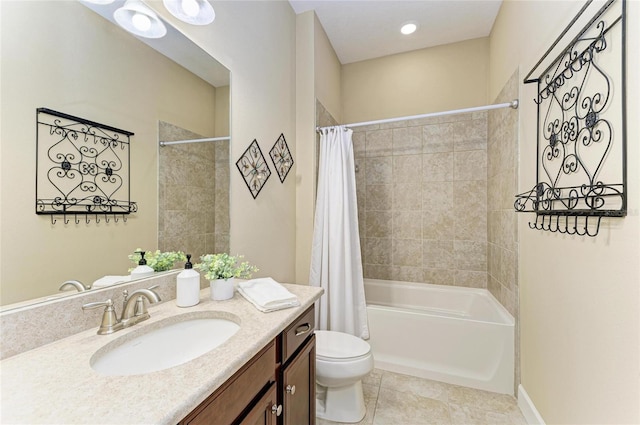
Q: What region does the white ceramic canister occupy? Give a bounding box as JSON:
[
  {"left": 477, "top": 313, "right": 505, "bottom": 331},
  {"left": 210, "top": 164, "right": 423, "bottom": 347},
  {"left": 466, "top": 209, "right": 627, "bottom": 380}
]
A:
[{"left": 210, "top": 277, "right": 234, "bottom": 301}]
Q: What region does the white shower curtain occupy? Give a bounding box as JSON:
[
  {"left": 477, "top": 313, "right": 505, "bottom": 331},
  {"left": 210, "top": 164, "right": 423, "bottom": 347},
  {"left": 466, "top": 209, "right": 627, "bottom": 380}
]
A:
[{"left": 309, "top": 126, "right": 369, "bottom": 340}]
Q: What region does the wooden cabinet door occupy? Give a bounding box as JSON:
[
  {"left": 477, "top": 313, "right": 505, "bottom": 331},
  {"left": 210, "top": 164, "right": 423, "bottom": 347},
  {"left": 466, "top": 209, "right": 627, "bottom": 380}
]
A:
[
  {"left": 281, "top": 334, "right": 315, "bottom": 425},
  {"left": 238, "top": 383, "right": 278, "bottom": 425},
  {"left": 180, "top": 342, "right": 276, "bottom": 425}
]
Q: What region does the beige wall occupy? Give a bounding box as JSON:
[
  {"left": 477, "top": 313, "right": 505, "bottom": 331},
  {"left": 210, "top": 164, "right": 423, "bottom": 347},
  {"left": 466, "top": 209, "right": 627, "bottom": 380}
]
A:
[
  {"left": 295, "top": 11, "right": 317, "bottom": 284},
  {"left": 0, "top": 1, "right": 217, "bottom": 305},
  {"left": 341, "top": 38, "right": 489, "bottom": 124},
  {"left": 314, "top": 14, "right": 342, "bottom": 123},
  {"left": 294, "top": 11, "right": 343, "bottom": 284},
  {"left": 153, "top": 1, "right": 298, "bottom": 284},
  {"left": 490, "top": 1, "right": 640, "bottom": 423},
  {"left": 215, "top": 85, "right": 230, "bottom": 138}
]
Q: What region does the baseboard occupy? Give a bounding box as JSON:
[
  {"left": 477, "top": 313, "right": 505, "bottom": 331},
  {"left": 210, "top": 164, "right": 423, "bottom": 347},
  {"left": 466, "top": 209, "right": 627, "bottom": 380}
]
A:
[{"left": 518, "top": 384, "right": 546, "bottom": 425}]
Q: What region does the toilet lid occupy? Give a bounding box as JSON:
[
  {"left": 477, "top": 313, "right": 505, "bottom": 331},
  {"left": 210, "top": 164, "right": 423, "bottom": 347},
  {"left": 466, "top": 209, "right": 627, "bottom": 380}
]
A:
[{"left": 315, "top": 330, "right": 371, "bottom": 360}]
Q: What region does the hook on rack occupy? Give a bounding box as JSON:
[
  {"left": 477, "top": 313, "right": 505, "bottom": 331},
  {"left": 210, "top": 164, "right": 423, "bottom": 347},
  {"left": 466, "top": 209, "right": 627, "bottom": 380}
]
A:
[
  {"left": 528, "top": 214, "right": 602, "bottom": 237},
  {"left": 562, "top": 216, "right": 576, "bottom": 235},
  {"left": 46, "top": 212, "right": 131, "bottom": 225},
  {"left": 586, "top": 216, "right": 602, "bottom": 237},
  {"left": 575, "top": 215, "right": 602, "bottom": 237}
]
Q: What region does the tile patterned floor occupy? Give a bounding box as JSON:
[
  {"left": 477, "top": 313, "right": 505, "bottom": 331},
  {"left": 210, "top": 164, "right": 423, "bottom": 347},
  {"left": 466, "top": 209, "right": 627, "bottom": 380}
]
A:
[{"left": 317, "top": 369, "right": 527, "bottom": 425}]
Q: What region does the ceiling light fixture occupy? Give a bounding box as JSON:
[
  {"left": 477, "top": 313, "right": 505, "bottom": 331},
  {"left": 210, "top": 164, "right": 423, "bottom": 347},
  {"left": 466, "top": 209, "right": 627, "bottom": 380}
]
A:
[
  {"left": 114, "top": 0, "right": 167, "bottom": 38},
  {"left": 400, "top": 22, "right": 418, "bottom": 35},
  {"left": 163, "top": 0, "right": 215, "bottom": 25}
]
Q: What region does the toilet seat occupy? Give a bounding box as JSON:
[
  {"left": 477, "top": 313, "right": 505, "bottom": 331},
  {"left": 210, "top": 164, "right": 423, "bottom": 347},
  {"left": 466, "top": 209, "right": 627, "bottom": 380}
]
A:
[{"left": 315, "top": 330, "right": 371, "bottom": 362}]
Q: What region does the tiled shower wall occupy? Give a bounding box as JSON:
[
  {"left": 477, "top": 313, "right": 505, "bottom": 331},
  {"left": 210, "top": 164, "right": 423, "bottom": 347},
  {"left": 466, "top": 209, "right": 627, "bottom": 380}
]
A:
[
  {"left": 158, "top": 121, "right": 230, "bottom": 263},
  {"left": 487, "top": 70, "right": 520, "bottom": 391},
  {"left": 316, "top": 100, "right": 339, "bottom": 129},
  {"left": 315, "top": 100, "right": 340, "bottom": 176},
  {"left": 487, "top": 71, "right": 519, "bottom": 317},
  {"left": 353, "top": 113, "right": 489, "bottom": 287}
]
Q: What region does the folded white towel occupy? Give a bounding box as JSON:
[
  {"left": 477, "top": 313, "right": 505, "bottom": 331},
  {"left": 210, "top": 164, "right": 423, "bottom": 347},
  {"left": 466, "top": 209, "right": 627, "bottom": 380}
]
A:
[
  {"left": 92, "top": 275, "right": 130, "bottom": 288},
  {"left": 238, "top": 277, "right": 300, "bottom": 312}
]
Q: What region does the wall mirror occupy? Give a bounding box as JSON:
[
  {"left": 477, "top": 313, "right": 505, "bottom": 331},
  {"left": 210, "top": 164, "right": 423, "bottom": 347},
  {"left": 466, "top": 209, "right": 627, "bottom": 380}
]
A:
[{"left": 0, "top": 0, "right": 230, "bottom": 309}]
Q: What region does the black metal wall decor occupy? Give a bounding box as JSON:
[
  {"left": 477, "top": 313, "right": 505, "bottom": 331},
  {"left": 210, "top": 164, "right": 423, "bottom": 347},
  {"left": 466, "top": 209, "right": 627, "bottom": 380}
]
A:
[
  {"left": 515, "top": 0, "right": 626, "bottom": 237},
  {"left": 269, "top": 133, "right": 294, "bottom": 183},
  {"left": 236, "top": 139, "right": 271, "bottom": 199},
  {"left": 36, "top": 108, "right": 137, "bottom": 225}
]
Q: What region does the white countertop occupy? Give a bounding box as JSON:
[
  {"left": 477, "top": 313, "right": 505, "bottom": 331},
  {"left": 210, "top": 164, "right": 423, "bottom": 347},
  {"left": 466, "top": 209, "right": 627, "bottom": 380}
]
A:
[{"left": 0, "top": 283, "right": 323, "bottom": 424}]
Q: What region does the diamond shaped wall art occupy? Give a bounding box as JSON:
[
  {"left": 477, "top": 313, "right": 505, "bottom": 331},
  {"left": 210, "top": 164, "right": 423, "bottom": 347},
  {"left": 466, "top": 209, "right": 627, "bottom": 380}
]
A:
[
  {"left": 269, "top": 133, "right": 294, "bottom": 183},
  {"left": 236, "top": 139, "right": 271, "bottom": 199}
]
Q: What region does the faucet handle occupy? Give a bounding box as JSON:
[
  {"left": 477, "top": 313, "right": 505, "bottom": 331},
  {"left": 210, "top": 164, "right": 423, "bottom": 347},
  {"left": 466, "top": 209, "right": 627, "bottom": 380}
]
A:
[
  {"left": 82, "top": 299, "right": 113, "bottom": 310},
  {"left": 122, "top": 289, "right": 129, "bottom": 314},
  {"left": 82, "top": 299, "right": 122, "bottom": 335}
]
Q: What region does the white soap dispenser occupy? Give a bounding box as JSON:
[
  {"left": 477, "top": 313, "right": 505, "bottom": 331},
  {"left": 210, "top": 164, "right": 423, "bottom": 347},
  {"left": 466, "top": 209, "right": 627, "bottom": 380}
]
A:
[
  {"left": 130, "top": 251, "right": 154, "bottom": 280},
  {"left": 176, "top": 254, "right": 200, "bottom": 307}
]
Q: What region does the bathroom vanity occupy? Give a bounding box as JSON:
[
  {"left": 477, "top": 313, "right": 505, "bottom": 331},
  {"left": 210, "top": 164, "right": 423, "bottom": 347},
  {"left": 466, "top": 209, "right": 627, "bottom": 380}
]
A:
[
  {"left": 180, "top": 306, "right": 316, "bottom": 424},
  {"left": 0, "top": 282, "right": 322, "bottom": 424}
]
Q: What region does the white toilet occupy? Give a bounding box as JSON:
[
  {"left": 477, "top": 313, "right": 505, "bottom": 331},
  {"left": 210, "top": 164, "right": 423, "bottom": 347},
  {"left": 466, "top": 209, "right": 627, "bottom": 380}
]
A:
[{"left": 315, "top": 330, "right": 374, "bottom": 423}]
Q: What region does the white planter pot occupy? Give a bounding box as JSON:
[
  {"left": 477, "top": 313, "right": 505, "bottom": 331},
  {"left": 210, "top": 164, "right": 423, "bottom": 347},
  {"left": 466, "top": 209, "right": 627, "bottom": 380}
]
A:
[{"left": 210, "top": 277, "right": 235, "bottom": 301}]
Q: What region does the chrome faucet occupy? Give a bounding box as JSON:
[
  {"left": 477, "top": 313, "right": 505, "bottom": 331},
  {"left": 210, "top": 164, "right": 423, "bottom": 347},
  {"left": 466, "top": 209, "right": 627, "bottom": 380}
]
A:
[
  {"left": 59, "top": 280, "right": 91, "bottom": 292},
  {"left": 82, "top": 286, "right": 161, "bottom": 335}
]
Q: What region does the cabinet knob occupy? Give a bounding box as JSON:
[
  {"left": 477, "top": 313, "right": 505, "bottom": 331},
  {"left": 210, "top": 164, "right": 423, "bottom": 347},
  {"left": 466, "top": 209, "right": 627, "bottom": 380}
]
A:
[
  {"left": 286, "top": 384, "right": 296, "bottom": 395},
  {"left": 271, "top": 404, "right": 282, "bottom": 416}
]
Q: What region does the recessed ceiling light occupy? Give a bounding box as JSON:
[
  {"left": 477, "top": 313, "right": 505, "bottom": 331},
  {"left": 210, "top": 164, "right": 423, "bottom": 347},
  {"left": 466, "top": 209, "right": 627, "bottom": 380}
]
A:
[{"left": 400, "top": 22, "right": 417, "bottom": 35}]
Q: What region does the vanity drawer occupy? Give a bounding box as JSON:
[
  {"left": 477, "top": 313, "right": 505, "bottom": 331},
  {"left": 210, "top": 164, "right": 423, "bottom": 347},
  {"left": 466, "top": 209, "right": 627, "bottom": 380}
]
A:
[
  {"left": 282, "top": 305, "right": 315, "bottom": 363},
  {"left": 181, "top": 341, "right": 276, "bottom": 425}
]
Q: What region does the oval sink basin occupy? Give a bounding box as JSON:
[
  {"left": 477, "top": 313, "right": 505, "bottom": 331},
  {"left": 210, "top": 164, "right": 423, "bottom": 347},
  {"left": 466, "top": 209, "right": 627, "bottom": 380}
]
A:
[{"left": 91, "top": 314, "right": 240, "bottom": 376}]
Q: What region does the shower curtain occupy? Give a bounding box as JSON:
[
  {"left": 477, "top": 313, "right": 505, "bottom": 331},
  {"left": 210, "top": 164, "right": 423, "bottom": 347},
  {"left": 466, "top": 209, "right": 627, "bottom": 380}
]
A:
[{"left": 309, "top": 126, "right": 369, "bottom": 340}]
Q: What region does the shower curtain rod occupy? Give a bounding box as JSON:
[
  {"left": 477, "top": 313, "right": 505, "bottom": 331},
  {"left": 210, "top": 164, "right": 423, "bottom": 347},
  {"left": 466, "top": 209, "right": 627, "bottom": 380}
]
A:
[
  {"left": 316, "top": 99, "right": 519, "bottom": 132},
  {"left": 159, "top": 136, "right": 230, "bottom": 147}
]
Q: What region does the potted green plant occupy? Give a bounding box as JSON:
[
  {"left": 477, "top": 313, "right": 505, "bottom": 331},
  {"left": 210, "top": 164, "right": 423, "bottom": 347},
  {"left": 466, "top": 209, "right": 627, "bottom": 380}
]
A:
[
  {"left": 196, "top": 253, "right": 258, "bottom": 300},
  {"left": 128, "top": 249, "right": 187, "bottom": 273}
]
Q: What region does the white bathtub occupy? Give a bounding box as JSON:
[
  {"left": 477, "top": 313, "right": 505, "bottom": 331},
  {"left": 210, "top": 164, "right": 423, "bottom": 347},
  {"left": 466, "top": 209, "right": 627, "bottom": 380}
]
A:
[{"left": 364, "top": 278, "right": 514, "bottom": 395}]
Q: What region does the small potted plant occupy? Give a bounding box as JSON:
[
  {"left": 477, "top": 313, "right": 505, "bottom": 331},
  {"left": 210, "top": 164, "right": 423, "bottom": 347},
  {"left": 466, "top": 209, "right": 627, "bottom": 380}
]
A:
[
  {"left": 196, "top": 253, "right": 258, "bottom": 300},
  {"left": 128, "top": 249, "right": 187, "bottom": 273}
]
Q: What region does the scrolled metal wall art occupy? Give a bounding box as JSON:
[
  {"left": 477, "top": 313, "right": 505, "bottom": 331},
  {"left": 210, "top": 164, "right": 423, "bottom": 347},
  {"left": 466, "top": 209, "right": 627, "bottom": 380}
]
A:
[
  {"left": 269, "top": 133, "right": 294, "bottom": 183},
  {"left": 515, "top": 0, "right": 627, "bottom": 237},
  {"left": 36, "top": 108, "right": 137, "bottom": 225},
  {"left": 236, "top": 139, "right": 271, "bottom": 199}
]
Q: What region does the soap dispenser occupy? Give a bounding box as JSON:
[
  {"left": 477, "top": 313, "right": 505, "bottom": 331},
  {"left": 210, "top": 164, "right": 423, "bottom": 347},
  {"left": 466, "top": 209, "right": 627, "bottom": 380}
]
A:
[
  {"left": 130, "top": 251, "right": 154, "bottom": 279},
  {"left": 176, "top": 254, "right": 200, "bottom": 307}
]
